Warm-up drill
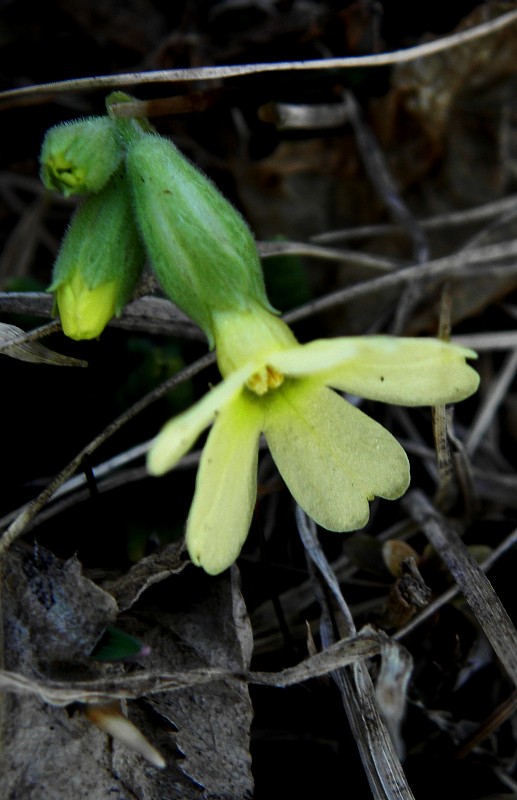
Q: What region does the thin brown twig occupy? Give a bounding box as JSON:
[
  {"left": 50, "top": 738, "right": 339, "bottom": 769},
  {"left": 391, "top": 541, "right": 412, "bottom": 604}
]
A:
[
  {"left": 0, "top": 351, "right": 215, "bottom": 556},
  {"left": 258, "top": 240, "right": 400, "bottom": 271},
  {"left": 455, "top": 690, "right": 517, "bottom": 759},
  {"left": 0, "top": 447, "right": 206, "bottom": 535},
  {"left": 311, "top": 195, "right": 517, "bottom": 244},
  {"left": 343, "top": 90, "right": 429, "bottom": 267},
  {"left": 283, "top": 239, "right": 517, "bottom": 326}
]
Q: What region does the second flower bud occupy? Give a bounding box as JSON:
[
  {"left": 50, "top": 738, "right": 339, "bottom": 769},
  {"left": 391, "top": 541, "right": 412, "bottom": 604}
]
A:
[{"left": 49, "top": 171, "right": 145, "bottom": 340}]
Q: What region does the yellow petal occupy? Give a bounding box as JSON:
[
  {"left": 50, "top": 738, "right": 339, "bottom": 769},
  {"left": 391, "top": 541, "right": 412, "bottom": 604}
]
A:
[
  {"left": 263, "top": 380, "right": 410, "bottom": 531},
  {"left": 186, "top": 394, "right": 263, "bottom": 575},
  {"left": 147, "top": 364, "right": 251, "bottom": 475},
  {"left": 270, "top": 338, "right": 359, "bottom": 376},
  {"left": 288, "top": 336, "right": 479, "bottom": 406}
]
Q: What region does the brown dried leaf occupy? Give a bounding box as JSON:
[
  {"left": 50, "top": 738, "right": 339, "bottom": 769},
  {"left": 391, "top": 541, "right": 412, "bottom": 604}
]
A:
[
  {"left": 0, "top": 695, "right": 141, "bottom": 800},
  {"left": 3, "top": 545, "right": 118, "bottom": 669},
  {"left": 392, "top": 6, "right": 517, "bottom": 144},
  {"left": 119, "top": 567, "right": 254, "bottom": 799},
  {"left": 103, "top": 540, "right": 187, "bottom": 611},
  {"left": 0, "top": 548, "right": 255, "bottom": 799},
  {"left": 0, "top": 545, "right": 128, "bottom": 800}
]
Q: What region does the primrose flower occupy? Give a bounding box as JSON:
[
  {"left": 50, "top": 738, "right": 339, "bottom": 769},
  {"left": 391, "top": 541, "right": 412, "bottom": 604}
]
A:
[{"left": 148, "top": 304, "right": 479, "bottom": 575}]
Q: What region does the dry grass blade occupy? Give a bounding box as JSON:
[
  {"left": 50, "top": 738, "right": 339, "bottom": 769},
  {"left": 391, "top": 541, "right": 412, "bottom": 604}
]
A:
[
  {"left": 465, "top": 347, "right": 517, "bottom": 455},
  {"left": 1, "top": 9, "right": 516, "bottom": 103},
  {"left": 336, "top": 664, "right": 416, "bottom": 800},
  {"left": 0, "top": 445, "right": 205, "bottom": 536},
  {"left": 296, "top": 508, "right": 415, "bottom": 800},
  {"left": 433, "top": 284, "right": 457, "bottom": 509},
  {"left": 403, "top": 490, "right": 517, "bottom": 687},
  {"left": 295, "top": 505, "right": 355, "bottom": 629},
  {"left": 0, "top": 319, "right": 60, "bottom": 352},
  {"left": 3, "top": 239, "right": 517, "bottom": 337},
  {"left": 455, "top": 690, "right": 517, "bottom": 759},
  {"left": 0, "top": 630, "right": 392, "bottom": 704},
  {"left": 258, "top": 240, "right": 399, "bottom": 271},
  {"left": 0, "top": 667, "right": 231, "bottom": 706},
  {"left": 432, "top": 403, "right": 455, "bottom": 507},
  {"left": 251, "top": 629, "right": 384, "bottom": 687},
  {"left": 374, "top": 639, "right": 413, "bottom": 759},
  {"left": 454, "top": 331, "right": 517, "bottom": 350},
  {"left": 104, "top": 540, "right": 186, "bottom": 611}
]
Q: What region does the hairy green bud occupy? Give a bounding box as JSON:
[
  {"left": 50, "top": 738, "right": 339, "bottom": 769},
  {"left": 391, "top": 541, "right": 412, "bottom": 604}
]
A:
[
  {"left": 125, "top": 133, "right": 274, "bottom": 346},
  {"left": 49, "top": 171, "right": 145, "bottom": 340},
  {"left": 40, "top": 117, "right": 123, "bottom": 196}
]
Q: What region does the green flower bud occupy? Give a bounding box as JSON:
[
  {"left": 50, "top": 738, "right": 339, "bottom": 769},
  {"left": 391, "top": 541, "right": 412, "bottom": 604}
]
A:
[
  {"left": 49, "top": 171, "right": 145, "bottom": 340},
  {"left": 125, "top": 133, "right": 274, "bottom": 346},
  {"left": 55, "top": 273, "right": 120, "bottom": 341},
  {"left": 40, "top": 117, "right": 123, "bottom": 196}
]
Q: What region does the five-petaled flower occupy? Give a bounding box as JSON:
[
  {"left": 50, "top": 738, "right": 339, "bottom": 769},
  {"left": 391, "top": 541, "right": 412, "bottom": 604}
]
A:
[{"left": 148, "top": 302, "right": 479, "bottom": 575}]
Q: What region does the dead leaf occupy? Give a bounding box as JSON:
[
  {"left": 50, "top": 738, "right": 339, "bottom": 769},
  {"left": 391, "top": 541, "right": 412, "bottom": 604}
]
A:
[
  {"left": 392, "top": 6, "right": 517, "bottom": 145},
  {"left": 0, "top": 545, "right": 133, "bottom": 800},
  {"left": 103, "top": 539, "right": 187, "bottom": 611},
  {"left": 0, "top": 695, "right": 144, "bottom": 800},
  {"left": 3, "top": 545, "right": 118, "bottom": 669},
  {"left": 0, "top": 322, "right": 87, "bottom": 367},
  {"left": 121, "top": 567, "right": 254, "bottom": 799}
]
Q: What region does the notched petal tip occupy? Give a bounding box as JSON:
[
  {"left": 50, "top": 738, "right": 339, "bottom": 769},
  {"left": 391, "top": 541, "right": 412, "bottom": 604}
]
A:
[
  {"left": 265, "top": 382, "right": 411, "bottom": 534},
  {"left": 187, "top": 537, "right": 236, "bottom": 576}
]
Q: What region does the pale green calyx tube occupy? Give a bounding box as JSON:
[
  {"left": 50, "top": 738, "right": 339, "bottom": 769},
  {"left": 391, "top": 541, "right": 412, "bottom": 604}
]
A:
[{"left": 125, "top": 133, "right": 275, "bottom": 346}]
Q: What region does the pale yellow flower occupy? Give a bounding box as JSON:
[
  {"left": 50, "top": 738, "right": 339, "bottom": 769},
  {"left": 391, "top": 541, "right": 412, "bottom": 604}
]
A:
[{"left": 148, "top": 303, "right": 479, "bottom": 575}]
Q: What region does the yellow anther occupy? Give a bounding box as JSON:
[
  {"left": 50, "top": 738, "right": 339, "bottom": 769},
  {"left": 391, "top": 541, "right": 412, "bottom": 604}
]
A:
[
  {"left": 265, "top": 365, "right": 284, "bottom": 389},
  {"left": 246, "top": 364, "right": 284, "bottom": 395}
]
